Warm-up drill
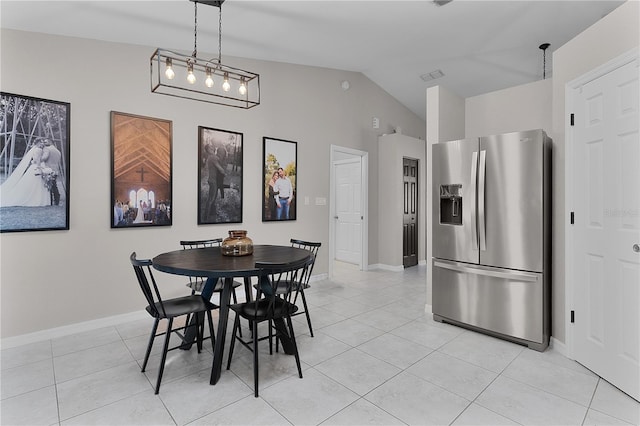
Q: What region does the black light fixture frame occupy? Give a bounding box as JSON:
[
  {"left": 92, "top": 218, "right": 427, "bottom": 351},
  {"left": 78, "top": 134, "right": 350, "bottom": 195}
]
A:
[{"left": 150, "top": 0, "right": 260, "bottom": 109}]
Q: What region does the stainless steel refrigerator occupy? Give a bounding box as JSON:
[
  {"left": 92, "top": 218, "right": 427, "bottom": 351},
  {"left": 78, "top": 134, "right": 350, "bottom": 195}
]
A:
[{"left": 432, "top": 129, "right": 551, "bottom": 351}]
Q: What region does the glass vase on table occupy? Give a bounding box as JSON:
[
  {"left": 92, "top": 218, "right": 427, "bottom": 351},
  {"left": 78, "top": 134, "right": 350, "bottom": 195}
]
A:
[{"left": 221, "top": 230, "right": 253, "bottom": 256}]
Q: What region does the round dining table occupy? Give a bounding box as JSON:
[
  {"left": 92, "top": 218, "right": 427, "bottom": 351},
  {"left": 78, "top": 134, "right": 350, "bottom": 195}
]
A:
[{"left": 152, "top": 244, "right": 313, "bottom": 385}]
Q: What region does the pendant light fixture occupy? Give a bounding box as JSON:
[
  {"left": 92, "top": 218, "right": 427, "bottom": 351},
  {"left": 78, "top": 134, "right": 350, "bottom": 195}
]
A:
[{"left": 150, "top": 0, "right": 260, "bottom": 109}]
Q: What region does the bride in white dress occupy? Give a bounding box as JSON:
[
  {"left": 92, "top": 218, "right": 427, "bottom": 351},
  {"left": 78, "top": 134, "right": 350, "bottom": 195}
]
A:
[
  {"left": 0, "top": 141, "right": 51, "bottom": 207},
  {"left": 133, "top": 200, "right": 145, "bottom": 223}
]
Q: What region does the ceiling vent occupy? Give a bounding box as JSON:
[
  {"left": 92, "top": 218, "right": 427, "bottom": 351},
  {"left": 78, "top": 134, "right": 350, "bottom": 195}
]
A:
[{"left": 420, "top": 69, "right": 445, "bottom": 82}]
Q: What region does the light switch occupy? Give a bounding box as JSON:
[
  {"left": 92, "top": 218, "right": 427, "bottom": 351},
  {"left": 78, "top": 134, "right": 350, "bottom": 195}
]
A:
[
  {"left": 304, "top": 196, "right": 309, "bottom": 205},
  {"left": 315, "top": 197, "right": 326, "bottom": 206}
]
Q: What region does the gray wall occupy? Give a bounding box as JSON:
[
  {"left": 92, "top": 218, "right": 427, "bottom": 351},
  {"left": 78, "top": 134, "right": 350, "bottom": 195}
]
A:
[
  {"left": 377, "top": 133, "right": 426, "bottom": 268},
  {"left": 0, "top": 29, "right": 426, "bottom": 338},
  {"left": 465, "top": 79, "right": 552, "bottom": 138}
]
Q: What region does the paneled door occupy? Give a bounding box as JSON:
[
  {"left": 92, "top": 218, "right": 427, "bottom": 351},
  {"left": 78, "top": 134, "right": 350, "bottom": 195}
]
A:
[
  {"left": 572, "top": 55, "right": 639, "bottom": 401},
  {"left": 403, "top": 158, "right": 418, "bottom": 267},
  {"left": 334, "top": 158, "right": 362, "bottom": 264}
]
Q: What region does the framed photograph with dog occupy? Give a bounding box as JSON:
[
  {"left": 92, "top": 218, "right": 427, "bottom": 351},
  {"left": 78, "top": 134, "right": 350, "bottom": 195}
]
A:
[
  {"left": 0, "top": 92, "right": 71, "bottom": 233},
  {"left": 262, "top": 136, "right": 297, "bottom": 222},
  {"left": 198, "top": 126, "right": 243, "bottom": 224},
  {"left": 111, "top": 111, "right": 172, "bottom": 228}
]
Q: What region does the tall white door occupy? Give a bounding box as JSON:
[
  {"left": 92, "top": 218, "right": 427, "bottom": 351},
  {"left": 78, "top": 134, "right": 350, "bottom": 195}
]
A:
[
  {"left": 334, "top": 158, "right": 362, "bottom": 264},
  {"left": 572, "top": 57, "right": 639, "bottom": 401}
]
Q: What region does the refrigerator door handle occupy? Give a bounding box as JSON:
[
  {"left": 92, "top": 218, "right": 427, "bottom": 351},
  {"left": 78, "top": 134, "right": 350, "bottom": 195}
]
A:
[
  {"left": 433, "top": 260, "right": 540, "bottom": 282},
  {"left": 478, "top": 150, "right": 487, "bottom": 251},
  {"left": 470, "top": 151, "right": 478, "bottom": 250}
]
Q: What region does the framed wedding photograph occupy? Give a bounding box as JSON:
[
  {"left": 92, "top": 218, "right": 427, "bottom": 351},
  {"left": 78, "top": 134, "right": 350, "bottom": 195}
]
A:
[
  {"left": 111, "top": 111, "right": 172, "bottom": 228},
  {"left": 262, "top": 137, "right": 297, "bottom": 222},
  {"left": 198, "top": 126, "right": 243, "bottom": 224},
  {"left": 0, "top": 92, "right": 71, "bottom": 233}
]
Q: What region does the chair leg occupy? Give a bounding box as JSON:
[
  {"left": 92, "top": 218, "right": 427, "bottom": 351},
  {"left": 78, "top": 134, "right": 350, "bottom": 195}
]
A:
[
  {"left": 155, "top": 318, "right": 173, "bottom": 394},
  {"left": 206, "top": 310, "right": 216, "bottom": 350},
  {"left": 300, "top": 289, "right": 314, "bottom": 337},
  {"left": 226, "top": 315, "right": 240, "bottom": 370},
  {"left": 253, "top": 319, "right": 259, "bottom": 397},
  {"left": 195, "top": 312, "right": 204, "bottom": 353},
  {"left": 286, "top": 316, "right": 303, "bottom": 379},
  {"left": 232, "top": 289, "right": 244, "bottom": 338},
  {"left": 141, "top": 318, "right": 159, "bottom": 372},
  {"left": 269, "top": 319, "right": 275, "bottom": 354}
]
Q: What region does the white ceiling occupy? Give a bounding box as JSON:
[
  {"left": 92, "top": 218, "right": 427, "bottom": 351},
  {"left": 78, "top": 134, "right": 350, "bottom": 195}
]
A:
[{"left": 0, "top": 0, "right": 625, "bottom": 118}]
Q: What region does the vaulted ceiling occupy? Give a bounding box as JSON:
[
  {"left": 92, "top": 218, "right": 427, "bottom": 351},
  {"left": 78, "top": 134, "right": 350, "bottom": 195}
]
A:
[{"left": 1, "top": 1, "right": 625, "bottom": 118}]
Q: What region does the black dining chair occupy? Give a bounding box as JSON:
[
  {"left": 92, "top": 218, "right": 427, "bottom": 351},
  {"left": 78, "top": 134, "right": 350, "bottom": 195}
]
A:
[
  {"left": 180, "top": 238, "right": 243, "bottom": 304},
  {"left": 226, "top": 256, "right": 313, "bottom": 397},
  {"left": 130, "top": 252, "right": 217, "bottom": 394},
  {"left": 277, "top": 239, "right": 321, "bottom": 337}
]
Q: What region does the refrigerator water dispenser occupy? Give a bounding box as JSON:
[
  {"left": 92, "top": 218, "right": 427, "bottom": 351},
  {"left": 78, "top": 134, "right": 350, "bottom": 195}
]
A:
[{"left": 440, "top": 184, "right": 462, "bottom": 225}]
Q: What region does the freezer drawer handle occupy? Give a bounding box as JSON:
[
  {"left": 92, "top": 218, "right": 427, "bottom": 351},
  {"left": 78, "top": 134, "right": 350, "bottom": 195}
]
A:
[{"left": 434, "top": 260, "right": 539, "bottom": 282}]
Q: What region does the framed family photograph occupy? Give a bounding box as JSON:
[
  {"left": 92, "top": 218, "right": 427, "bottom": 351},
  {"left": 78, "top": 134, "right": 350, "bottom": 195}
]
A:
[
  {"left": 262, "top": 137, "right": 297, "bottom": 222},
  {"left": 111, "top": 111, "right": 172, "bottom": 228},
  {"left": 0, "top": 92, "right": 71, "bottom": 233},
  {"left": 198, "top": 126, "right": 243, "bottom": 224}
]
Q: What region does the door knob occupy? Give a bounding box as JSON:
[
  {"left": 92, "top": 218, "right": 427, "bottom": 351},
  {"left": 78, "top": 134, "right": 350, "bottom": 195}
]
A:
[
  {"left": 634, "top": 244, "right": 640, "bottom": 253},
  {"left": 334, "top": 216, "right": 339, "bottom": 219}
]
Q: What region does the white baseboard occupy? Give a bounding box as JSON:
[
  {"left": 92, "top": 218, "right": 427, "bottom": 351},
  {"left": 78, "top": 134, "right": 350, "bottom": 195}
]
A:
[
  {"left": 1, "top": 310, "right": 149, "bottom": 350},
  {"left": 310, "top": 273, "right": 328, "bottom": 282},
  {"left": 418, "top": 259, "right": 427, "bottom": 266},
  {"left": 424, "top": 303, "right": 433, "bottom": 314},
  {"left": 369, "top": 263, "right": 404, "bottom": 272},
  {"left": 3, "top": 272, "right": 331, "bottom": 350},
  {"left": 550, "top": 336, "right": 568, "bottom": 357}
]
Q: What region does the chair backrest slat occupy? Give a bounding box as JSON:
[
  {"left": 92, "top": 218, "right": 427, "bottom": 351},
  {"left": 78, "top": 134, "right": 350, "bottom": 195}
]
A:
[
  {"left": 255, "top": 256, "right": 313, "bottom": 318},
  {"left": 180, "top": 238, "right": 222, "bottom": 250},
  {"left": 290, "top": 238, "right": 321, "bottom": 285},
  {"left": 180, "top": 238, "right": 223, "bottom": 284},
  {"left": 130, "top": 252, "right": 167, "bottom": 318}
]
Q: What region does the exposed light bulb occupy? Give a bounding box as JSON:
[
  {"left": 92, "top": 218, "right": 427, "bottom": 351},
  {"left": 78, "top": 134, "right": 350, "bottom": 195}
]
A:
[
  {"left": 165, "top": 58, "right": 175, "bottom": 80},
  {"left": 238, "top": 78, "right": 247, "bottom": 95},
  {"left": 222, "top": 73, "right": 231, "bottom": 92},
  {"left": 205, "top": 67, "right": 214, "bottom": 88},
  {"left": 187, "top": 63, "right": 196, "bottom": 84}
]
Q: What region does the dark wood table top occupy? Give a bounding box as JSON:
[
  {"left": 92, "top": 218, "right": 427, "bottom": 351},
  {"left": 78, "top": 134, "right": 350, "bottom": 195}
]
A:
[{"left": 152, "top": 244, "right": 312, "bottom": 278}]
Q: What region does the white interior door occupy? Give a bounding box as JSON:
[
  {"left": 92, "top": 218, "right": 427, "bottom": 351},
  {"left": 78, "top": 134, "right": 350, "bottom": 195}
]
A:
[
  {"left": 334, "top": 158, "right": 362, "bottom": 264},
  {"left": 572, "top": 57, "right": 639, "bottom": 401}
]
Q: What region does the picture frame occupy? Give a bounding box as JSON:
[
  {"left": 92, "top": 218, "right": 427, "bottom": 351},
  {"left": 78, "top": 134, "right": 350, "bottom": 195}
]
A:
[
  {"left": 198, "top": 126, "right": 243, "bottom": 224},
  {"left": 110, "top": 111, "right": 172, "bottom": 228},
  {"left": 262, "top": 137, "right": 297, "bottom": 221},
  {"left": 0, "top": 92, "right": 71, "bottom": 233}
]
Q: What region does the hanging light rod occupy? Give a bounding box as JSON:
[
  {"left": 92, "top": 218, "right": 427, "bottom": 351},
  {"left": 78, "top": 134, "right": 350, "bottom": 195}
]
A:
[
  {"left": 539, "top": 42, "right": 550, "bottom": 80},
  {"left": 150, "top": 0, "right": 260, "bottom": 109}
]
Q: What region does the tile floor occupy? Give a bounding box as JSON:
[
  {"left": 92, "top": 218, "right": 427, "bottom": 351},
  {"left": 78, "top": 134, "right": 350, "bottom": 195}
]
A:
[{"left": 1, "top": 263, "right": 639, "bottom": 425}]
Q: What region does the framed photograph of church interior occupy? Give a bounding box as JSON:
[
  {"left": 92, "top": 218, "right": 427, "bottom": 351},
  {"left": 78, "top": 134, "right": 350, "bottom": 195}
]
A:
[
  {"left": 0, "top": 92, "right": 71, "bottom": 233},
  {"left": 110, "top": 111, "right": 172, "bottom": 228},
  {"left": 262, "top": 137, "right": 297, "bottom": 222},
  {"left": 197, "top": 126, "right": 243, "bottom": 224}
]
